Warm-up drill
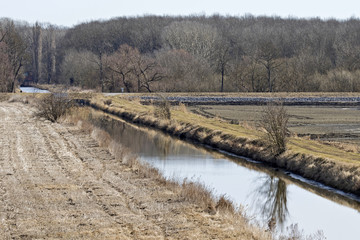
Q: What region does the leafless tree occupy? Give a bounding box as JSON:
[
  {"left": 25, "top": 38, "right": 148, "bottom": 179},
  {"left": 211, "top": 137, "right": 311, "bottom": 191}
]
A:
[
  {"left": 32, "top": 22, "right": 42, "bottom": 83},
  {"left": 132, "top": 53, "right": 165, "bottom": 92},
  {"left": 260, "top": 102, "right": 289, "bottom": 155},
  {"left": 105, "top": 44, "right": 139, "bottom": 92},
  {"left": 1, "top": 20, "right": 29, "bottom": 92},
  {"left": 0, "top": 42, "right": 13, "bottom": 92}
]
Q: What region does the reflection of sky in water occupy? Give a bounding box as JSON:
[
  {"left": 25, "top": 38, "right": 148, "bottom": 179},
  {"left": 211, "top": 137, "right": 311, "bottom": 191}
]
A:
[
  {"left": 19, "top": 87, "right": 50, "bottom": 93},
  {"left": 92, "top": 115, "right": 360, "bottom": 240}
]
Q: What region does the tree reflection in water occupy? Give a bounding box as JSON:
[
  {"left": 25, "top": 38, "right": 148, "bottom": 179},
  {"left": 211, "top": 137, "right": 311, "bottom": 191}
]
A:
[
  {"left": 153, "top": 135, "right": 172, "bottom": 159},
  {"left": 251, "top": 176, "right": 289, "bottom": 231}
]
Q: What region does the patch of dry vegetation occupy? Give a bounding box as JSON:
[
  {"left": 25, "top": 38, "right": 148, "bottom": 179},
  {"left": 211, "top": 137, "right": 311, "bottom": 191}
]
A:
[
  {"left": 0, "top": 93, "right": 11, "bottom": 102},
  {"left": 260, "top": 103, "right": 289, "bottom": 155},
  {"left": 36, "top": 93, "right": 73, "bottom": 122},
  {"left": 153, "top": 95, "right": 171, "bottom": 120}
]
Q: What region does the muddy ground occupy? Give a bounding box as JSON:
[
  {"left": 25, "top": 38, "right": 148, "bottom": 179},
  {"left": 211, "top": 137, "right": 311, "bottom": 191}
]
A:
[{"left": 0, "top": 102, "right": 268, "bottom": 240}]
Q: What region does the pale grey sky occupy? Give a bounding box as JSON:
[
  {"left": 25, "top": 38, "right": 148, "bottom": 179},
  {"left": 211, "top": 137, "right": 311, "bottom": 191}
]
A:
[{"left": 1, "top": 0, "right": 359, "bottom": 27}]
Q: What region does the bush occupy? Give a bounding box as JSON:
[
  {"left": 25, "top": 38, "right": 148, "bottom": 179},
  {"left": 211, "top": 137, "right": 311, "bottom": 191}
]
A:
[
  {"left": 154, "top": 95, "right": 171, "bottom": 120},
  {"left": 104, "top": 99, "right": 112, "bottom": 105},
  {"left": 36, "top": 93, "right": 73, "bottom": 122},
  {"left": 260, "top": 102, "right": 289, "bottom": 155}
]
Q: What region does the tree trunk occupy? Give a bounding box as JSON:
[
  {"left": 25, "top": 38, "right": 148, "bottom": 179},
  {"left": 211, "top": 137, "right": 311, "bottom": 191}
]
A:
[
  {"left": 49, "top": 29, "right": 56, "bottom": 84},
  {"left": 33, "top": 23, "right": 42, "bottom": 83},
  {"left": 220, "top": 67, "right": 224, "bottom": 92}
]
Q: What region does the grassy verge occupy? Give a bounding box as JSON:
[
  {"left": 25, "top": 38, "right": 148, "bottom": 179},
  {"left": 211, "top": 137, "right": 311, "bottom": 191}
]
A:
[{"left": 81, "top": 94, "right": 360, "bottom": 196}]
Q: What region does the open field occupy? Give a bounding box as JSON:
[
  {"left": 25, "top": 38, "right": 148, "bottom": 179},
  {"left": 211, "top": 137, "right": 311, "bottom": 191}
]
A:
[
  {"left": 0, "top": 101, "right": 270, "bottom": 239},
  {"left": 188, "top": 105, "right": 360, "bottom": 144}
]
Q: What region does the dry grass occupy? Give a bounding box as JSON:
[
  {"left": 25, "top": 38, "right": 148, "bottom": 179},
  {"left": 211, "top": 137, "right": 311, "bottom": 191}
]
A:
[
  {"left": 180, "top": 180, "right": 216, "bottom": 213},
  {"left": 322, "top": 141, "right": 360, "bottom": 154},
  {"left": 177, "top": 102, "right": 188, "bottom": 113},
  {"left": 0, "top": 93, "right": 11, "bottom": 102},
  {"left": 153, "top": 95, "right": 171, "bottom": 120},
  {"left": 216, "top": 195, "right": 235, "bottom": 214}
]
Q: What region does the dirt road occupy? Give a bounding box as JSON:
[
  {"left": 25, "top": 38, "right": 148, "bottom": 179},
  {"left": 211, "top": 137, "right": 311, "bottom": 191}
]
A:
[{"left": 0, "top": 102, "right": 267, "bottom": 239}]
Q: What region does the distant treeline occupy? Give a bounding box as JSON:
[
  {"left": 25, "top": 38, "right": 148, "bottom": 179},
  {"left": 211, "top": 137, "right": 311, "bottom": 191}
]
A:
[{"left": 1, "top": 15, "right": 360, "bottom": 92}]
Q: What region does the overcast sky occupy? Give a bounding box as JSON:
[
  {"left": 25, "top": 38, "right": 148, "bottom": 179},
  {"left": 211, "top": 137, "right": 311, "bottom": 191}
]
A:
[{"left": 1, "top": 0, "right": 359, "bottom": 27}]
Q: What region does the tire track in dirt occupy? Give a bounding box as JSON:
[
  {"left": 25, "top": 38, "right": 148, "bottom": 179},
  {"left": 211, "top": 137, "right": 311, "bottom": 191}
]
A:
[
  {"left": 0, "top": 103, "right": 133, "bottom": 239},
  {"left": 37, "top": 119, "right": 166, "bottom": 239}
]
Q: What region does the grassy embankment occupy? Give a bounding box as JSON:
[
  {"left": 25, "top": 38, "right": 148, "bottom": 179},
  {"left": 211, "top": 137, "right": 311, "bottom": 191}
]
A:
[{"left": 86, "top": 94, "right": 360, "bottom": 196}]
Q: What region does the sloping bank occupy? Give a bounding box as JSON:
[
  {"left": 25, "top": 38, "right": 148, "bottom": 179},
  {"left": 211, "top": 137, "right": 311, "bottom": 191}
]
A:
[{"left": 80, "top": 97, "right": 360, "bottom": 197}]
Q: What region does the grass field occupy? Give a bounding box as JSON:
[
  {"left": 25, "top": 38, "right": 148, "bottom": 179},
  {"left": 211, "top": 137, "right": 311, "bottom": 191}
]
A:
[{"left": 188, "top": 105, "right": 360, "bottom": 144}]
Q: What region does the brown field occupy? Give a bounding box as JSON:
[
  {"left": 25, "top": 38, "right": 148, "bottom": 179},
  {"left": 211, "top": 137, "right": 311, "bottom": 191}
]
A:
[{"left": 188, "top": 105, "right": 360, "bottom": 144}]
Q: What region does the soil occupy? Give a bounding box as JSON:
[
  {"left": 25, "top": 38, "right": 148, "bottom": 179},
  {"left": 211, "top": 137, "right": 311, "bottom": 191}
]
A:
[{"left": 0, "top": 102, "right": 267, "bottom": 240}]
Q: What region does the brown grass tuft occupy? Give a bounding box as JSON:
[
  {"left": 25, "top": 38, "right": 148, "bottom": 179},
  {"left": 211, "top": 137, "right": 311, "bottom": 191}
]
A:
[
  {"left": 216, "top": 195, "right": 235, "bottom": 214},
  {"left": 180, "top": 179, "right": 216, "bottom": 213},
  {"left": 154, "top": 97, "right": 171, "bottom": 120},
  {"left": 104, "top": 99, "right": 112, "bottom": 106},
  {"left": 177, "top": 102, "right": 188, "bottom": 113}
]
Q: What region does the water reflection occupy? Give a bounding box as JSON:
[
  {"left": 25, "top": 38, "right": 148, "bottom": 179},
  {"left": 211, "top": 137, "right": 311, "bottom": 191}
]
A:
[
  {"left": 89, "top": 115, "right": 182, "bottom": 159},
  {"left": 251, "top": 176, "right": 289, "bottom": 231}
]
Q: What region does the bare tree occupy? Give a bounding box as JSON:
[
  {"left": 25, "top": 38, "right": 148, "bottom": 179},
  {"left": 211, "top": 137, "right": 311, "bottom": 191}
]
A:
[
  {"left": 0, "top": 42, "right": 13, "bottom": 92},
  {"left": 59, "top": 49, "right": 99, "bottom": 89},
  {"left": 132, "top": 54, "right": 165, "bottom": 92},
  {"left": 43, "top": 25, "right": 57, "bottom": 84},
  {"left": 105, "top": 44, "right": 139, "bottom": 92},
  {"left": 156, "top": 49, "right": 215, "bottom": 91},
  {"left": 162, "top": 21, "right": 220, "bottom": 63},
  {"left": 212, "top": 41, "right": 231, "bottom": 92},
  {"left": 32, "top": 22, "right": 42, "bottom": 83},
  {"left": 260, "top": 102, "right": 289, "bottom": 155},
  {"left": 1, "top": 20, "right": 28, "bottom": 92},
  {"left": 257, "top": 40, "right": 282, "bottom": 92}
]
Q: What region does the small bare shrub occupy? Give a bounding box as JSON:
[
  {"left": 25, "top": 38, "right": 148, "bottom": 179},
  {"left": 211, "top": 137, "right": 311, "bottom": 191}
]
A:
[
  {"left": 154, "top": 95, "right": 171, "bottom": 120},
  {"left": 260, "top": 102, "right": 289, "bottom": 155},
  {"left": 36, "top": 93, "right": 73, "bottom": 122},
  {"left": 104, "top": 99, "right": 112, "bottom": 105},
  {"left": 180, "top": 179, "right": 215, "bottom": 212},
  {"left": 177, "top": 102, "right": 188, "bottom": 113},
  {"left": 216, "top": 195, "right": 235, "bottom": 214},
  {"left": 8, "top": 95, "right": 30, "bottom": 104}
]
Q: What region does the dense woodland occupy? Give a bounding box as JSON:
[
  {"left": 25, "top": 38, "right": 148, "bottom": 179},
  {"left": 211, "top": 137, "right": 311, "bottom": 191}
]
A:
[{"left": 1, "top": 15, "right": 360, "bottom": 92}]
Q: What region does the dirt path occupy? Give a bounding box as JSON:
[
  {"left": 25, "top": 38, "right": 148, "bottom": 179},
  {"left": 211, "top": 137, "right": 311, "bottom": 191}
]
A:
[{"left": 0, "top": 102, "right": 267, "bottom": 240}]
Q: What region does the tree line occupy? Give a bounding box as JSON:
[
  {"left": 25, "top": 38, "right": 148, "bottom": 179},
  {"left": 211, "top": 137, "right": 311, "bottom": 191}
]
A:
[{"left": 1, "top": 15, "right": 360, "bottom": 92}]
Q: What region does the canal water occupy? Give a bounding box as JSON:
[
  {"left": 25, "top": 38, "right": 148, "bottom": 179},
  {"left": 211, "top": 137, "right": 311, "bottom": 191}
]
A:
[
  {"left": 20, "top": 86, "right": 50, "bottom": 93},
  {"left": 89, "top": 111, "right": 360, "bottom": 240}
]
